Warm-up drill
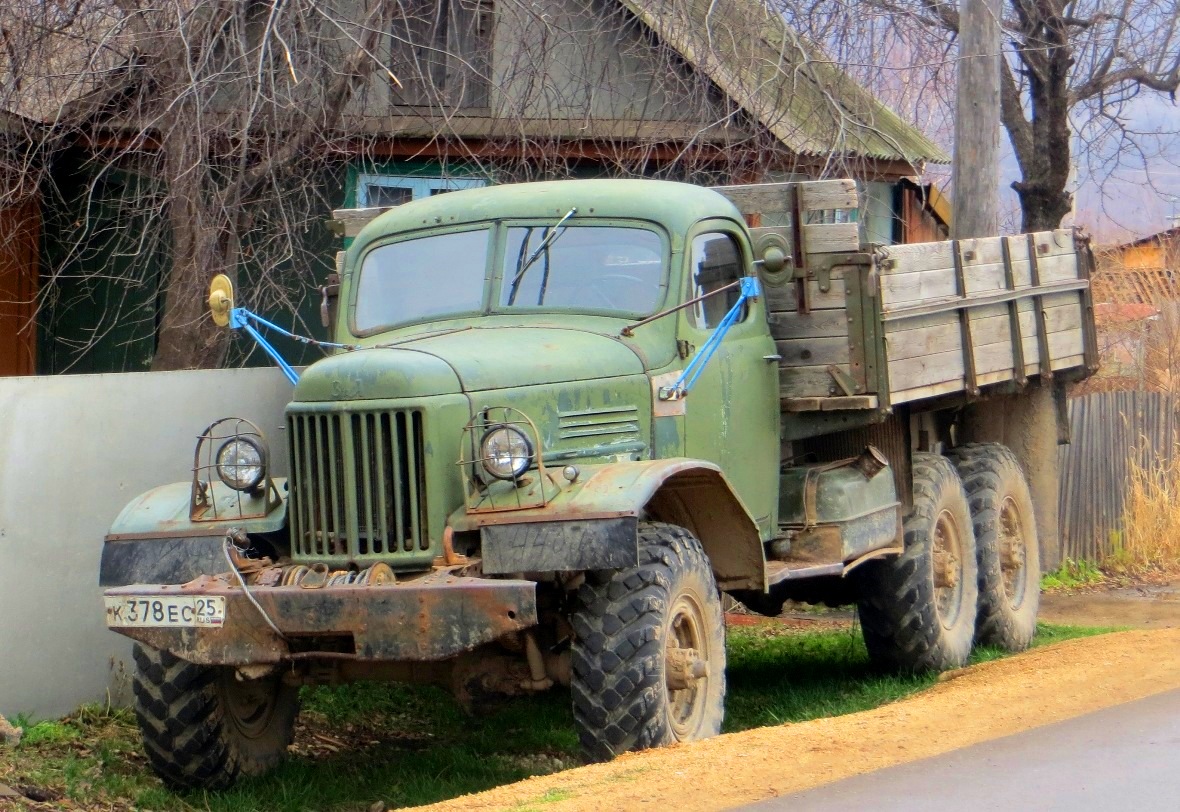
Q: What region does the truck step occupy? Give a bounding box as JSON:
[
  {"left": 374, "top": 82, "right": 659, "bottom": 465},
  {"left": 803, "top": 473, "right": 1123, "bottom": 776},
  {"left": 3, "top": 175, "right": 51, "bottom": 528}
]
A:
[{"left": 765, "top": 559, "right": 844, "bottom": 586}]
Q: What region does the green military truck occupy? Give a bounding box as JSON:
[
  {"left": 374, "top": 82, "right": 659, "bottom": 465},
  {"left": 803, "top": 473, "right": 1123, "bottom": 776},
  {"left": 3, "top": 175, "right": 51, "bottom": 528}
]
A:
[{"left": 100, "top": 178, "right": 1097, "bottom": 789}]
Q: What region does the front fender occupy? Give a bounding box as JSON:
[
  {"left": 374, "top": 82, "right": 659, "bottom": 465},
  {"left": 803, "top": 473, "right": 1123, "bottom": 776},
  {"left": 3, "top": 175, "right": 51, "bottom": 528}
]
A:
[
  {"left": 100, "top": 480, "right": 288, "bottom": 587},
  {"left": 455, "top": 459, "right": 765, "bottom": 590}
]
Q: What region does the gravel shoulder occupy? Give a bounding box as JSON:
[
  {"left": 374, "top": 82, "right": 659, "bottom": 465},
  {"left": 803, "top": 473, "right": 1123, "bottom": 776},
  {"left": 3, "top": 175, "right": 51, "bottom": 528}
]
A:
[{"left": 414, "top": 628, "right": 1180, "bottom": 812}]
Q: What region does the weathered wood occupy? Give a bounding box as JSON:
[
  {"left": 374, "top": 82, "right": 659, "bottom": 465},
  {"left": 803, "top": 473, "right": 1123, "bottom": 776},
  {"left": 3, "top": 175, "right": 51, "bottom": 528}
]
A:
[
  {"left": 781, "top": 395, "right": 879, "bottom": 412},
  {"left": 952, "top": 0, "right": 1002, "bottom": 241},
  {"left": 884, "top": 304, "right": 1082, "bottom": 362},
  {"left": 887, "top": 324, "right": 1087, "bottom": 399},
  {"left": 329, "top": 206, "right": 391, "bottom": 237},
  {"left": 769, "top": 309, "right": 849, "bottom": 340},
  {"left": 799, "top": 179, "right": 859, "bottom": 212},
  {"left": 766, "top": 278, "right": 847, "bottom": 311},
  {"left": 779, "top": 364, "right": 855, "bottom": 398},
  {"left": 879, "top": 254, "right": 1080, "bottom": 307},
  {"left": 878, "top": 230, "right": 1074, "bottom": 275},
  {"left": 802, "top": 222, "right": 860, "bottom": 254},
  {"left": 775, "top": 336, "right": 852, "bottom": 367},
  {"left": 712, "top": 179, "right": 858, "bottom": 215}
]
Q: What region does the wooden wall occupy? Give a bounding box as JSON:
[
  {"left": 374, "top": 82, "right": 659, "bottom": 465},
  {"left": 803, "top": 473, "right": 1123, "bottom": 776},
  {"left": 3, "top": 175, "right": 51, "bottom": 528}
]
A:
[{"left": 0, "top": 198, "right": 38, "bottom": 376}]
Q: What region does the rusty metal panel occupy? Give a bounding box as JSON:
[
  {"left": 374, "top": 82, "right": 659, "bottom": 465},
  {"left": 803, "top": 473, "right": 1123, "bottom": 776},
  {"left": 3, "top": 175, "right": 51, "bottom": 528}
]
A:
[
  {"left": 104, "top": 576, "right": 538, "bottom": 664},
  {"left": 481, "top": 517, "right": 638, "bottom": 574}
]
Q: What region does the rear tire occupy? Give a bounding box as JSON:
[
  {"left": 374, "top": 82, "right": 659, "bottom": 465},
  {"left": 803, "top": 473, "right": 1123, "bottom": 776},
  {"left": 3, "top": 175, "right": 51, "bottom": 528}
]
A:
[
  {"left": 947, "top": 443, "right": 1040, "bottom": 651},
  {"left": 132, "top": 644, "right": 299, "bottom": 790},
  {"left": 856, "top": 453, "right": 978, "bottom": 672},
  {"left": 571, "top": 522, "right": 726, "bottom": 761}
]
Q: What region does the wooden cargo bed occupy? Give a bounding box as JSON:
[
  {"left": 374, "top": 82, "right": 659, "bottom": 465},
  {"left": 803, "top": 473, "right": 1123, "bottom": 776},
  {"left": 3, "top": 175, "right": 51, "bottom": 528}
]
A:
[{"left": 712, "top": 180, "right": 1098, "bottom": 416}]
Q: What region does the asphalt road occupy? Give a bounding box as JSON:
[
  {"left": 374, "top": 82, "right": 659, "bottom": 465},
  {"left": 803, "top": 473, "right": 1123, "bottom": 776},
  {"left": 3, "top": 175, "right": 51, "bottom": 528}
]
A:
[{"left": 744, "top": 688, "right": 1180, "bottom": 811}]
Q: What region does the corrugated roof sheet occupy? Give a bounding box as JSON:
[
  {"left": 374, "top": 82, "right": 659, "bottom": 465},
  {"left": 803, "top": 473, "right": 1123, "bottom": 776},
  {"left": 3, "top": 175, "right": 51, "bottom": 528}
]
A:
[{"left": 622, "top": 0, "right": 949, "bottom": 165}]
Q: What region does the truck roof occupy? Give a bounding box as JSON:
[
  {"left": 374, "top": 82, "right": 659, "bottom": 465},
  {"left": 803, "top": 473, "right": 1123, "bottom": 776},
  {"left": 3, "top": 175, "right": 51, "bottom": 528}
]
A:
[{"left": 353, "top": 178, "right": 746, "bottom": 248}]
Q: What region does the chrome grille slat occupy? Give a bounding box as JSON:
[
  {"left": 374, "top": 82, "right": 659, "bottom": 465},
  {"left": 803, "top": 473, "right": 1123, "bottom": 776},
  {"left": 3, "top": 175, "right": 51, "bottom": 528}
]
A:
[{"left": 287, "top": 409, "right": 427, "bottom": 561}]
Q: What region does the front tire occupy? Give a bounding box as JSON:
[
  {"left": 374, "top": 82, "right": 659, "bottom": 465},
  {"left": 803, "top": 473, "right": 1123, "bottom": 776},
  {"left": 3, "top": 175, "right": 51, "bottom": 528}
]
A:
[
  {"left": 132, "top": 644, "right": 299, "bottom": 790},
  {"left": 856, "top": 453, "right": 979, "bottom": 672},
  {"left": 571, "top": 522, "right": 726, "bottom": 761},
  {"left": 947, "top": 443, "right": 1040, "bottom": 651}
]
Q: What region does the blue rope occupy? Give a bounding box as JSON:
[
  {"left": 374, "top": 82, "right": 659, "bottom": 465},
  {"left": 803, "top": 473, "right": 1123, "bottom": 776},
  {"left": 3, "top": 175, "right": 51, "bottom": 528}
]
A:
[
  {"left": 229, "top": 307, "right": 358, "bottom": 386},
  {"left": 660, "top": 276, "right": 761, "bottom": 400}
]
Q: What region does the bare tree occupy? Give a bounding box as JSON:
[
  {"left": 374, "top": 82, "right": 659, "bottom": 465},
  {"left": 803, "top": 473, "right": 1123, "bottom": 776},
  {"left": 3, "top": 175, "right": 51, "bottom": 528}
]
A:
[
  {"left": 775, "top": 0, "right": 1180, "bottom": 232},
  {"left": 0, "top": 0, "right": 940, "bottom": 372}
]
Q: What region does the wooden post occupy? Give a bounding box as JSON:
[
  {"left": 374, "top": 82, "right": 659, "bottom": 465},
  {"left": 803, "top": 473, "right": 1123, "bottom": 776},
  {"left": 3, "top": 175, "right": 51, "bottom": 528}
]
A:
[
  {"left": 952, "top": 0, "right": 1001, "bottom": 239},
  {"left": 954, "top": 0, "right": 1062, "bottom": 570}
]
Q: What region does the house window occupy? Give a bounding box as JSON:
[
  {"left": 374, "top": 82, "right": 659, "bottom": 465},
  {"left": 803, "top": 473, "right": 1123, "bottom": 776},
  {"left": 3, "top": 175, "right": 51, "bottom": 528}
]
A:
[
  {"left": 390, "top": 0, "right": 494, "bottom": 108},
  {"left": 356, "top": 175, "right": 486, "bottom": 208}
]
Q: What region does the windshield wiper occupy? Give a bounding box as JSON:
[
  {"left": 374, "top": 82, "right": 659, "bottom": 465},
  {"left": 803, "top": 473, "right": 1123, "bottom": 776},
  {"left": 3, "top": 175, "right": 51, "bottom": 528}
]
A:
[{"left": 506, "top": 207, "right": 577, "bottom": 305}]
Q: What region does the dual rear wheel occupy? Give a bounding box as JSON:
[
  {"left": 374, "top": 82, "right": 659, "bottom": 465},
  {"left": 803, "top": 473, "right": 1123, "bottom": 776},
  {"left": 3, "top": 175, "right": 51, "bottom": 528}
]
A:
[{"left": 856, "top": 445, "right": 1040, "bottom": 672}]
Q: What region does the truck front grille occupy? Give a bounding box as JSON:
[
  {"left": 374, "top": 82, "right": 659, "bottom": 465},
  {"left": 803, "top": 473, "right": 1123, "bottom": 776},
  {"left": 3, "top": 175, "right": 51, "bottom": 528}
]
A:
[{"left": 288, "top": 410, "right": 429, "bottom": 561}]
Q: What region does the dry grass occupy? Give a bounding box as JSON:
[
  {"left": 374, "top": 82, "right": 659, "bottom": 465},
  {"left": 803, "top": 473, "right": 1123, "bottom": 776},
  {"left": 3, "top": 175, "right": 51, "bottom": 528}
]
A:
[{"left": 1111, "top": 453, "right": 1180, "bottom": 576}]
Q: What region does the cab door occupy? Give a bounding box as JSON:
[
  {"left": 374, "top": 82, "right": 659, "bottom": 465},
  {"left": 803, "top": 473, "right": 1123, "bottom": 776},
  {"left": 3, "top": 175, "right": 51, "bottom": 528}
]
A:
[{"left": 677, "top": 225, "right": 780, "bottom": 536}]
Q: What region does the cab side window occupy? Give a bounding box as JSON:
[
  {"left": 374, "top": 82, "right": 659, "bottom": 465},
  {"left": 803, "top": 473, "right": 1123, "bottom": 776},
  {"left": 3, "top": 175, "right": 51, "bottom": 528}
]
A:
[{"left": 689, "top": 232, "right": 748, "bottom": 329}]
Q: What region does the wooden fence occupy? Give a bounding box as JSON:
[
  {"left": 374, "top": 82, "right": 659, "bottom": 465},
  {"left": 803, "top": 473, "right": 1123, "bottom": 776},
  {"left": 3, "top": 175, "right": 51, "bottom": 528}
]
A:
[{"left": 1058, "top": 390, "right": 1179, "bottom": 561}]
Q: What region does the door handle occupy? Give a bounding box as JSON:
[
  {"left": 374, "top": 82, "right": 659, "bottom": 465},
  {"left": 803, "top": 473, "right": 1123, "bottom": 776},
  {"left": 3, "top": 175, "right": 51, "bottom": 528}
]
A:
[{"left": 763, "top": 354, "right": 782, "bottom": 362}]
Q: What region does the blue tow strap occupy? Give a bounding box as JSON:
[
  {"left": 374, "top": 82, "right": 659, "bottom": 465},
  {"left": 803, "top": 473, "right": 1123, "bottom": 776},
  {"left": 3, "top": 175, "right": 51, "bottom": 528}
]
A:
[
  {"left": 229, "top": 308, "right": 358, "bottom": 385},
  {"left": 659, "top": 276, "right": 761, "bottom": 401}
]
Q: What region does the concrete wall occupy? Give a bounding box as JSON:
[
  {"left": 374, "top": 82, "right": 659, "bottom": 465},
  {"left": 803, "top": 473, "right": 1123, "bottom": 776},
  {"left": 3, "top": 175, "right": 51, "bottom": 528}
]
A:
[{"left": 0, "top": 368, "right": 293, "bottom": 719}]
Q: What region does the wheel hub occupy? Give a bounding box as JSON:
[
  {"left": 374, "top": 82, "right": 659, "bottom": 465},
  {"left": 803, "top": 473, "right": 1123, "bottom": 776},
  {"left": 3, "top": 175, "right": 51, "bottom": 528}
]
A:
[
  {"left": 665, "top": 644, "right": 709, "bottom": 691},
  {"left": 999, "top": 496, "right": 1028, "bottom": 604},
  {"left": 931, "top": 508, "right": 965, "bottom": 628}
]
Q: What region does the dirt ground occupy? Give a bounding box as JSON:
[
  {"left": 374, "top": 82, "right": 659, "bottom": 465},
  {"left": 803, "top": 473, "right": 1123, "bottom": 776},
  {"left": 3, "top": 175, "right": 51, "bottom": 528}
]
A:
[
  {"left": 415, "top": 594, "right": 1180, "bottom": 812},
  {"left": 1040, "top": 582, "right": 1180, "bottom": 628}
]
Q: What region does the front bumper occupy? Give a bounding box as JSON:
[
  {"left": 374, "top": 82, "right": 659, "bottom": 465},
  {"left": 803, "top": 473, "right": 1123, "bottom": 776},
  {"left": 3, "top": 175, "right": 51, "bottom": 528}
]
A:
[{"left": 103, "top": 574, "right": 538, "bottom": 666}]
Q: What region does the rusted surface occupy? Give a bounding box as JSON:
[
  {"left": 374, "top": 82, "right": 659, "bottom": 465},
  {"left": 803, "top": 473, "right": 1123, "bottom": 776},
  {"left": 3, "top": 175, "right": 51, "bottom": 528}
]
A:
[{"left": 104, "top": 575, "right": 538, "bottom": 666}]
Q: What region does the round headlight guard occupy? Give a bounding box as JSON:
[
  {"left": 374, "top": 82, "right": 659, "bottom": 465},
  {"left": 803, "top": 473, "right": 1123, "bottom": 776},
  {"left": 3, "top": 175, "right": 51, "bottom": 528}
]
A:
[
  {"left": 215, "top": 436, "right": 267, "bottom": 491},
  {"left": 479, "top": 424, "right": 534, "bottom": 480}
]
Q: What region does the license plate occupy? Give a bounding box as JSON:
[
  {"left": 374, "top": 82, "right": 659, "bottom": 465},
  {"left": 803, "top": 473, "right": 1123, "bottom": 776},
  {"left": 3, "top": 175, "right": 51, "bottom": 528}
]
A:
[{"left": 105, "top": 596, "right": 226, "bottom": 628}]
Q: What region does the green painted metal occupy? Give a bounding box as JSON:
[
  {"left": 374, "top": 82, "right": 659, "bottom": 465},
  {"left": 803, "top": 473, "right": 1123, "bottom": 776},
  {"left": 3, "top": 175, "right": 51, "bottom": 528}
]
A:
[{"left": 106, "top": 480, "right": 289, "bottom": 539}]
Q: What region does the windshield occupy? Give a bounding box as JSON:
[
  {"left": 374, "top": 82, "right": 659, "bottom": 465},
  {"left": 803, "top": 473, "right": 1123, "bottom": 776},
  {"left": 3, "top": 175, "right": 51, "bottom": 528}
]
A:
[
  {"left": 354, "top": 228, "right": 490, "bottom": 333},
  {"left": 352, "top": 223, "right": 665, "bottom": 334},
  {"left": 501, "top": 226, "right": 664, "bottom": 312}
]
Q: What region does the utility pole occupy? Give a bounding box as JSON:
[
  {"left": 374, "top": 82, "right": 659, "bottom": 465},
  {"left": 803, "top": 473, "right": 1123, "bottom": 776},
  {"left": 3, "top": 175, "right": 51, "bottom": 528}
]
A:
[
  {"left": 955, "top": 0, "right": 1063, "bottom": 571},
  {"left": 952, "top": 0, "right": 1001, "bottom": 239}
]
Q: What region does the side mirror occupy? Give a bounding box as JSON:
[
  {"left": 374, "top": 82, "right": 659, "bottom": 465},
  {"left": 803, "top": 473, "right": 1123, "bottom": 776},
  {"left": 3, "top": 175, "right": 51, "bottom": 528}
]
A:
[{"left": 208, "top": 274, "right": 235, "bottom": 327}]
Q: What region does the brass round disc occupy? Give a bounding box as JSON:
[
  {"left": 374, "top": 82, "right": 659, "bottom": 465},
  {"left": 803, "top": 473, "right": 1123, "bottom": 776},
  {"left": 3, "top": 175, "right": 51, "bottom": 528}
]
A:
[{"left": 208, "top": 274, "right": 235, "bottom": 327}]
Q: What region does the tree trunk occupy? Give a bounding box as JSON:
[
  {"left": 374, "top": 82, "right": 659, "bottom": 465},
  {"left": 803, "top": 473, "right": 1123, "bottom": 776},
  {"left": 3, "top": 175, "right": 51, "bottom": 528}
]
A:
[{"left": 150, "top": 130, "right": 232, "bottom": 371}]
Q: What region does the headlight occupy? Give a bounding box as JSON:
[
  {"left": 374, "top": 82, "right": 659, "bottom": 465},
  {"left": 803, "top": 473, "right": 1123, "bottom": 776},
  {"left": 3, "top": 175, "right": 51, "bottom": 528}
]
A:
[
  {"left": 216, "top": 436, "right": 266, "bottom": 491},
  {"left": 480, "top": 425, "right": 533, "bottom": 480}
]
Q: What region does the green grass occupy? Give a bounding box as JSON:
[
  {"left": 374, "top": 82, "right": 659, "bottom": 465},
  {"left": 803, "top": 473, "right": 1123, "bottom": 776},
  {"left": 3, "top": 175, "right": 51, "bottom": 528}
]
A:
[
  {"left": 1041, "top": 558, "right": 1107, "bottom": 591},
  {"left": 1, "top": 622, "right": 1113, "bottom": 812}
]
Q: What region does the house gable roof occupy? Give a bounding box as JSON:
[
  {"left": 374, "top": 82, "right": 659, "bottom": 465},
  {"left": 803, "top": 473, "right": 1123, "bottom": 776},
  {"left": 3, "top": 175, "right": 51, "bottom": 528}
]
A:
[{"left": 621, "top": 0, "right": 948, "bottom": 166}]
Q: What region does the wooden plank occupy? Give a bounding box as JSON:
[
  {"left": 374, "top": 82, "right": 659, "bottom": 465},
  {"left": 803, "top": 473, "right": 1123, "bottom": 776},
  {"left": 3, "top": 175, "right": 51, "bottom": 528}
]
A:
[
  {"left": 803, "top": 222, "right": 859, "bottom": 254},
  {"left": 781, "top": 395, "right": 879, "bottom": 412},
  {"left": 775, "top": 336, "right": 851, "bottom": 367},
  {"left": 879, "top": 255, "right": 1081, "bottom": 308},
  {"left": 799, "top": 179, "right": 859, "bottom": 212},
  {"left": 778, "top": 364, "right": 854, "bottom": 398},
  {"left": 769, "top": 309, "right": 849, "bottom": 340},
  {"left": 712, "top": 183, "right": 795, "bottom": 214},
  {"left": 885, "top": 304, "right": 1081, "bottom": 362},
  {"left": 767, "top": 279, "right": 847, "bottom": 311},
  {"left": 329, "top": 207, "right": 390, "bottom": 237},
  {"left": 878, "top": 230, "right": 1075, "bottom": 276},
  {"left": 882, "top": 279, "right": 1087, "bottom": 322},
  {"left": 1049, "top": 328, "right": 1085, "bottom": 368},
  {"left": 890, "top": 379, "right": 964, "bottom": 404}
]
